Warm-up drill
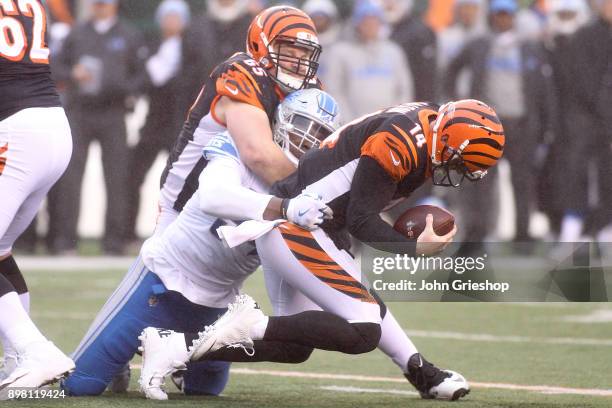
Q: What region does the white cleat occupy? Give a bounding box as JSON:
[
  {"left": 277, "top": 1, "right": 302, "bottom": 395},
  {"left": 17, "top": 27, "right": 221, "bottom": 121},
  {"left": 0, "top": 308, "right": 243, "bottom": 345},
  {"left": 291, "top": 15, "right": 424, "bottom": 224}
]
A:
[
  {"left": 138, "top": 327, "right": 189, "bottom": 400},
  {"left": 190, "top": 294, "right": 265, "bottom": 360},
  {"left": 0, "top": 341, "right": 74, "bottom": 400},
  {"left": 405, "top": 353, "right": 470, "bottom": 401},
  {"left": 428, "top": 370, "right": 470, "bottom": 400}
]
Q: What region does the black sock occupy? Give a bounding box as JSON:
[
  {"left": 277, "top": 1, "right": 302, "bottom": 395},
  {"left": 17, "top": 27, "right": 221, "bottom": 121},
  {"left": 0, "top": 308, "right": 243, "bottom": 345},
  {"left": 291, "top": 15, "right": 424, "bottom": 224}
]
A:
[
  {"left": 264, "top": 311, "right": 381, "bottom": 355},
  {"left": 201, "top": 340, "right": 313, "bottom": 363},
  {"left": 0, "top": 256, "right": 27, "bottom": 294},
  {"left": 0, "top": 273, "right": 16, "bottom": 297}
]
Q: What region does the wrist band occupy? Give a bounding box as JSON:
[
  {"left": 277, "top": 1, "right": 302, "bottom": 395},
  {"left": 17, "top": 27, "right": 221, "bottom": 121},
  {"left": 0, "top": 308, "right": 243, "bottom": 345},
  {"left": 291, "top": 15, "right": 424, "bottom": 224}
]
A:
[{"left": 281, "top": 198, "right": 290, "bottom": 219}]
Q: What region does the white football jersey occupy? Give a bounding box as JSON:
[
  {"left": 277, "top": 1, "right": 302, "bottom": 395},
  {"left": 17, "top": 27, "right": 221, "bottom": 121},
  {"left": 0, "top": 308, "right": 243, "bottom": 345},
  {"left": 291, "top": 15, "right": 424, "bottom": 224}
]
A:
[{"left": 142, "top": 132, "right": 268, "bottom": 308}]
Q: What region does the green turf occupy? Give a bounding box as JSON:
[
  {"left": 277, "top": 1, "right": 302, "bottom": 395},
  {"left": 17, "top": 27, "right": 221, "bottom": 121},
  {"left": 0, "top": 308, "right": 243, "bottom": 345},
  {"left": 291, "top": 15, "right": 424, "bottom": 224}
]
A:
[{"left": 8, "top": 267, "right": 612, "bottom": 407}]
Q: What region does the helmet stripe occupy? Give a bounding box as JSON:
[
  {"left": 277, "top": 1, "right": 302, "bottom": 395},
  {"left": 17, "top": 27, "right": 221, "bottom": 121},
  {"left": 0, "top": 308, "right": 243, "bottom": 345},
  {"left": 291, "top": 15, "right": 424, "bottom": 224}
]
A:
[
  {"left": 268, "top": 14, "right": 310, "bottom": 38},
  {"left": 462, "top": 151, "right": 501, "bottom": 161},
  {"left": 276, "top": 23, "right": 318, "bottom": 38},
  {"left": 468, "top": 137, "right": 504, "bottom": 151},
  {"left": 442, "top": 117, "right": 504, "bottom": 135},
  {"left": 455, "top": 107, "right": 502, "bottom": 124}
]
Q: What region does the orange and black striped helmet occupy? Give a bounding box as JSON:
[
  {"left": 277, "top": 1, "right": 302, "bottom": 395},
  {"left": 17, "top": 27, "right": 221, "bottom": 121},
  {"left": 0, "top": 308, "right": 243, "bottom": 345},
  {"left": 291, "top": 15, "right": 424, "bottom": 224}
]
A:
[
  {"left": 246, "top": 6, "right": 321, "bottom": 92},
  {"left": 430, "top": 99, "right": 505, "bottom": 187}
]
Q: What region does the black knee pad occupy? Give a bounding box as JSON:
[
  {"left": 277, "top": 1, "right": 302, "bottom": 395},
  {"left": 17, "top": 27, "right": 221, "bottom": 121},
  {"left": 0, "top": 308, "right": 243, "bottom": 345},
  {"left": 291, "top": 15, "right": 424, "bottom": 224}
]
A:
[
  {"left": 347, "top": 322, "right": 381, "bottom": 354},
  {"left": 0, "top": 256, "right": 27, "bottom": 294},
  {"left": 284, "top": 344, "right": 314, "bottom": 363}
]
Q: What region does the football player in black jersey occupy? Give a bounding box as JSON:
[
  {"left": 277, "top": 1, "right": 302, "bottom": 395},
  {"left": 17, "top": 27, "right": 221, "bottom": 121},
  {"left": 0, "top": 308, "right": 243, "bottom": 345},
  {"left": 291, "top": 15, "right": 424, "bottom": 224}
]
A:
[
  {"left": 139, "top": 99, "right": 505, "bottom": 401},
  {"left": 0, "top": 0, "right": 74, "bottom": 398}
]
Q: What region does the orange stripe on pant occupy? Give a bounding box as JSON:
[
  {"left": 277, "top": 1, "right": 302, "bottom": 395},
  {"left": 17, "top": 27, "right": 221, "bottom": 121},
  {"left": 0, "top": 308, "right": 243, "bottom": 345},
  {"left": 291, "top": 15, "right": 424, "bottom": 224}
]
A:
[{"left": 279, "top": 222, "right": 377, "bottom": 304}]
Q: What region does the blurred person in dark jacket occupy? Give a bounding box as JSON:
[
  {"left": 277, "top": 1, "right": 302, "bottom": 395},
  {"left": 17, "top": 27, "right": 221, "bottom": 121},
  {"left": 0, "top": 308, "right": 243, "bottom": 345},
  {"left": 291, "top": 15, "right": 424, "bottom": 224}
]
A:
[
  {"left": 383, "top": 0, "right": 437, "bottom": 101},
  {"left": 444, "top": 0, "right": 556, "bottom": 245},
  {"left": 51, "top": 0, "right": 148, "bottom": 254},
  {"left": 539, "top": 0, "right": 590, "bottom": 237},
  {"left": 178, "top": 0, "right": 252, "bottom": 112},
  {"left": 558, "top": 0, "right": 612, "bottom": 242},
  {"left": 437, "top": 0, "right": 485, "bottom": 100},
  {"left": 125, "top": 0, "right": 191, "bottom": 243}
]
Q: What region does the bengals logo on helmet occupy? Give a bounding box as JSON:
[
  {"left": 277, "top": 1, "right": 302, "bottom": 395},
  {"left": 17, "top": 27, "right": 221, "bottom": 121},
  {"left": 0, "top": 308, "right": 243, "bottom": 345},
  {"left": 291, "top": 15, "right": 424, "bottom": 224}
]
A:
[{"left": 246, "top": 6, "right": 321, "bottom": 92}]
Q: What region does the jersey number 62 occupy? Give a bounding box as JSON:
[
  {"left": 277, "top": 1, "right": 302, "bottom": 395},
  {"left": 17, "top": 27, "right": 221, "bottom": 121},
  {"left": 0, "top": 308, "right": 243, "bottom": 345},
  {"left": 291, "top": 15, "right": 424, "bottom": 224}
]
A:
[{"left": 0, "top": 0, "right": 49, "bottom": 64}]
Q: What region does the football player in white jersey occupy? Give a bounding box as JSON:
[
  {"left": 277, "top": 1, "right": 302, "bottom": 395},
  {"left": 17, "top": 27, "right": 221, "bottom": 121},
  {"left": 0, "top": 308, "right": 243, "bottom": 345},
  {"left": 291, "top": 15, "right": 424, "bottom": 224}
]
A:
[
  {"left": 61, "top": 89, "right": 334, "bottom": 397},
  {"left": 63, "top": 5, "right": 326, "bottom": 396}
]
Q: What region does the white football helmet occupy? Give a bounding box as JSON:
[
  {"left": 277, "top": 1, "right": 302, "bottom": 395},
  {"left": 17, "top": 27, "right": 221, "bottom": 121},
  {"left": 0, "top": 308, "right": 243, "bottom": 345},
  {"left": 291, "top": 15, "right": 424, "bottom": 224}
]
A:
[{"left": 273, "top": 88, "right": 341, "bottom": 164}]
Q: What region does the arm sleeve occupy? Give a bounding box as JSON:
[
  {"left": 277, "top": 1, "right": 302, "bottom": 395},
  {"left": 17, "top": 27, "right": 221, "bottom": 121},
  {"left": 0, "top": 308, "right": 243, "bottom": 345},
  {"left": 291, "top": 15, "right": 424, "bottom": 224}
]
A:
[
  {"left": 345, "top": 156, "right": 417, "bottom": 255},
  {"left": 198, "top": 158, "right": 274, "bottom": 221}
]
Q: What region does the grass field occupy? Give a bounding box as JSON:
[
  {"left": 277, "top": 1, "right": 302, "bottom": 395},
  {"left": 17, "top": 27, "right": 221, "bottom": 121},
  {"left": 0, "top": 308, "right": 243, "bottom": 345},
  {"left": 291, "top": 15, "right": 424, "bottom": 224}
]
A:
[{"left": 7, "top": 261, "right": 612, "bottom": 407}]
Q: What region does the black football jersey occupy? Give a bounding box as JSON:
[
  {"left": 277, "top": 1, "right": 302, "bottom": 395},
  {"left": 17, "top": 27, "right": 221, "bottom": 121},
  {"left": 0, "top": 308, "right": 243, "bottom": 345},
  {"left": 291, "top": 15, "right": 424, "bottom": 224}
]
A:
[
  {"left": 0, "top": 0, "right": 61, "bottom": 121},
  {"left": 272, "top": 102, "right": 440, "bottom": 235},
  {"left": 160, "top": 52, "right": 282, "bottom": 212}
]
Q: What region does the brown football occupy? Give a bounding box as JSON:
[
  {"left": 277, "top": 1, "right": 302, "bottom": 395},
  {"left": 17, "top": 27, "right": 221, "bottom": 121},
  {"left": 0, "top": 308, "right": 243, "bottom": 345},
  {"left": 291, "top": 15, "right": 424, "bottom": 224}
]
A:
[{"left": 393, "top": 205, "right": 455, "bottom": 239}]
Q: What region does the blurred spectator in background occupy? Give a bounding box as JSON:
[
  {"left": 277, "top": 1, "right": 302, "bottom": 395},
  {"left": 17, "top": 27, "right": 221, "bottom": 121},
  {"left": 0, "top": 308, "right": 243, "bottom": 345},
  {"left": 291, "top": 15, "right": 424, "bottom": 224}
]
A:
[
  {"left": 444, "top": 0, "right": 556, "bottom": 244},
  {"left": 384, "top": 0, "right": 437, "bottom": 101},
  {"left": 302, "top": 0, "right": 341, "bottom": 83},
  {"left": 51, "top": 0, "right": 148, "bottom": 254},
  {"left": 437, "top": 0, "right": 485, "bottom": 99},
  {"left": 125, "top": 0, "right": 191, "bottom": 243},
  {"left": 558, "top": 0, "right": 612, "bottom": 242},
  {"left": 178, "top": 0, "right": 252, "bottom": 112},
  {"left": 516, "top": 0, "right": 549, "bottom": 41},
  {"left": 325, "top": 0, "right": 412, "bottom": 120},
  {"left": 539, "top": 0, "right": 589, "bottom": 236}
]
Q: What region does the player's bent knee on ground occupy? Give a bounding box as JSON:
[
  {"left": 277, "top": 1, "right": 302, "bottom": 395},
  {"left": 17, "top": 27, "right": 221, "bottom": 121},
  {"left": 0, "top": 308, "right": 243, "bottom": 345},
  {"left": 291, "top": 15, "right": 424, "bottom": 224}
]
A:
[{"left": 345, "top": 322, "right": 381, "bottom": 354}]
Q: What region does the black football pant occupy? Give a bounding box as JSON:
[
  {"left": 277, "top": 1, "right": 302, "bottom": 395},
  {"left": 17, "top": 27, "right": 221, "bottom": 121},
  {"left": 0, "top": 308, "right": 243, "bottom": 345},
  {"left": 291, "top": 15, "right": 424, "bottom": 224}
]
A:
[{"left": 49, "top": 107, "right": 129, "bottom": 253}]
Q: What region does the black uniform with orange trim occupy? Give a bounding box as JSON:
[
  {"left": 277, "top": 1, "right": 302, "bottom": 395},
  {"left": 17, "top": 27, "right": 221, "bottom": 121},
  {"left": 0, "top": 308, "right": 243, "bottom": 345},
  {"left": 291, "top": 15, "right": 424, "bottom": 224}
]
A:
[
  {"left": 0, "top": 0, "right": 61, "bottom": 121},
  {"left": 159, "top": 52, "right": 282, "bottom": 213},
  {"left": 272, "top": 102, "right": 440, "bottom": 250}
]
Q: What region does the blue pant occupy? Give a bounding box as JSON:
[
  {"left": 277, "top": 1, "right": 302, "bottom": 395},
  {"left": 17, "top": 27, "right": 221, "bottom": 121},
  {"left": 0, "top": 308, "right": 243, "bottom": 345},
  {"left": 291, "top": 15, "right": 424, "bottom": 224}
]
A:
[{"left": 63, "top": 257, "right": 230, "bottom": 396}]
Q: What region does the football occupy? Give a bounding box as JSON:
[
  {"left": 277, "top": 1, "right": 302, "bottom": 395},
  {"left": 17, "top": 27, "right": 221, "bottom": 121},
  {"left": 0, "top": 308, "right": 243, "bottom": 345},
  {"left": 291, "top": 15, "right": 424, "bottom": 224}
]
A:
[{"left": 393, "top": 205, "right": 455, "bottom": 239}]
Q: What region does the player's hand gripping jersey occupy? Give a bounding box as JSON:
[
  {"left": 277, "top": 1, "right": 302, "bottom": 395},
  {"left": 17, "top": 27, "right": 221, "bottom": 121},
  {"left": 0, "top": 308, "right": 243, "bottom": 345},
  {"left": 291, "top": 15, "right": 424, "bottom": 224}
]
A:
[
  {"left": 157, "top": 52, "right": 282, "bottom": 224},
  {"left": 272, "top": 102, "right": 440, "bottom": 249},
  {"left": 0, "top": 0, "right": 61, "bottom": 121}
]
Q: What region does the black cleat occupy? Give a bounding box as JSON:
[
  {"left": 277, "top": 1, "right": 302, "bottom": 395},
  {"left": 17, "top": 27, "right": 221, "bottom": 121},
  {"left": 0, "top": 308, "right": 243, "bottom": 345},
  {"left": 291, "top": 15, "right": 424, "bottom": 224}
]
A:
[{"left": 404, "top": 353, "right": 470, "bottom": 400}]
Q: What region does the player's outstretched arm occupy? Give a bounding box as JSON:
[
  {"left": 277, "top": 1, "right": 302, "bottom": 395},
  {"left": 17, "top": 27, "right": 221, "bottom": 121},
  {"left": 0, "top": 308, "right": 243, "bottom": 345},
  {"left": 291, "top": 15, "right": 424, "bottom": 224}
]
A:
[{"left": 198, "top": 158, "right": 331, "bottom": 230}]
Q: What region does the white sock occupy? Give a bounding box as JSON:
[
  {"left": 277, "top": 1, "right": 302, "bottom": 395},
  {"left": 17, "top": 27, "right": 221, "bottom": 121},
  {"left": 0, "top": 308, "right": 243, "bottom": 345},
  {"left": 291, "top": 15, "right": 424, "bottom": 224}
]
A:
[
  {"left": 19, "top": 292, "right": 30, "bottom": 314},
  {"left": 0, "top": 292, "right": 46, "bottom": 354},
  {"left": 559, "top": 214, "right": 584, "bottom": 242},
  {"left": 249, "top": 316, "right": 269, "bottom": 341},
  {"left": 378, "top": 310, "right": 419, "bottom": 373}
]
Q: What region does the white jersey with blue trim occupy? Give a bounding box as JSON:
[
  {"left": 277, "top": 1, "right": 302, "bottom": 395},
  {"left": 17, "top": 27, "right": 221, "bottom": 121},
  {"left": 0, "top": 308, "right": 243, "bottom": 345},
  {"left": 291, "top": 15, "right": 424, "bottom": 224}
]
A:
[{"left": 142, "top": 132, "right": 269, "bottom": 308}]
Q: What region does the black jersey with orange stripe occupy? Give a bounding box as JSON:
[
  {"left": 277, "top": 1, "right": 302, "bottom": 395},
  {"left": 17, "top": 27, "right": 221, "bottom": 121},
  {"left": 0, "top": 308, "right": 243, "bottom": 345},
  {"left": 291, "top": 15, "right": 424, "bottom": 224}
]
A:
[
  {"left": 272, "top": 102, "right": 439, "bottom": 246},
  {"left": 159, "top": 52, "right": 283, "bottom": 213},
  {"left": 0, "top": 0, "right": 61, "bottom": 121}
]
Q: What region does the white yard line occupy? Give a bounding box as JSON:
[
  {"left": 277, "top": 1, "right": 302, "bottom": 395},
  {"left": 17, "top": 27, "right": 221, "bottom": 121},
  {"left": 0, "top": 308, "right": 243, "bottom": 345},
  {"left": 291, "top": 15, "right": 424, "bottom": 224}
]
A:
[
  {"left": 319, "top": 385, "right": 419, "bottom": 396},
  {"left": 562, "top": 309, "right": 612, "bottom": 323},
  {"left": 228, "top": 367, "right": 612, "bottom": 397},
  {"left": 405, "top": 329, "right": 612, "bottom": 347},
  {"left": 127, "top": 365, "right": 611, "bottom": 397},
  {"left": 19, "top": 256, "right": 134, "bottom": 271}
]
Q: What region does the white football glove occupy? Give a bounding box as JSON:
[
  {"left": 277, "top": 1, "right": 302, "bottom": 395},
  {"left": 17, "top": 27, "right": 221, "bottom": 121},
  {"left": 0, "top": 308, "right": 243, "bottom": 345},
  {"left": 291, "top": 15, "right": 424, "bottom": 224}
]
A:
[{"left": 282, "top": 193, "right": 333, "bottom": 231}]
